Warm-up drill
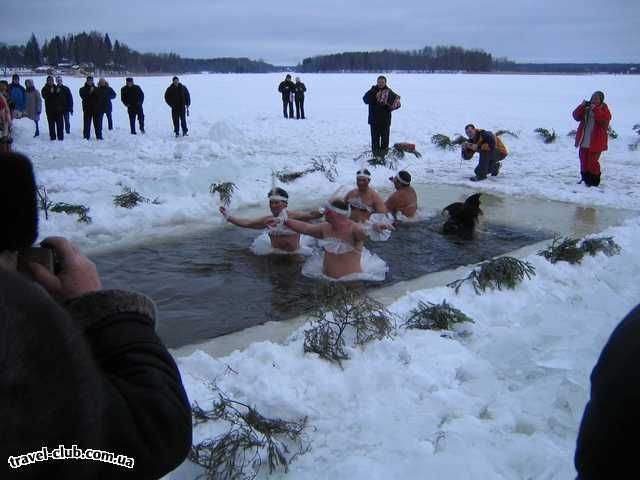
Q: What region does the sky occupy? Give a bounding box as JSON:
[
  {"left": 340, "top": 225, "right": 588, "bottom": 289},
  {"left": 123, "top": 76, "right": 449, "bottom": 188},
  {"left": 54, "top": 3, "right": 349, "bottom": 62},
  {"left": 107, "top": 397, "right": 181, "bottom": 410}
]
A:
[{"left": 3, "top": 0, "right": 640, "bottom": 65}]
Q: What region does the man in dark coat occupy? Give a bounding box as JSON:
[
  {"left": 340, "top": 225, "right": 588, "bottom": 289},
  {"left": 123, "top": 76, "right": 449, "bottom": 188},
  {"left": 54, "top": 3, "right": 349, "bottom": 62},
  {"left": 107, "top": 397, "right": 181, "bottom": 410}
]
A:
[
  {"left": 575, "top": 303, "right": 640, "bottom": 479},
  {"left": 56, "top": 76, "right": 73, "bottom": 134},
  {"left": 79, "top": 76, "right": 102, "bottom": 140},
  {"left": 40, "top": 75, "right": 66, "bottom": 141},
  {"left": 164, "top": 76, "right": 191, "bottom": 137},
  {"left": 8, "top": 74, "right": 26, "bottom": 115},
  {"left": 463, "top": 124, "right": 508, "bottom": 181},
  {"left": 294, "top": 77, "right": 306, "bottom": 120},
  {"left": 0, "top": 152, "right": 193, "bottom": 480},
  {"left": 97, "top": 78, "right": 117, "bottom": 131},
  {"left": 121, "top": 77, "right": 145, "bottom": 135},
  {"left": 362, "top": 76, "right": 400, "bottom": 154},
  {"left": 278, "top": 74, "right": 295, "bottom": 119}
]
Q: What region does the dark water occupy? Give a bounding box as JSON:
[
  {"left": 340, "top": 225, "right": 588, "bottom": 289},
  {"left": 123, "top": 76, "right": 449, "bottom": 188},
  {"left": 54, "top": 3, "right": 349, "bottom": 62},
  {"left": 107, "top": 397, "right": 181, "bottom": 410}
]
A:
[{"left": 94, "top": 218, "right": 551, "bottom": 348}]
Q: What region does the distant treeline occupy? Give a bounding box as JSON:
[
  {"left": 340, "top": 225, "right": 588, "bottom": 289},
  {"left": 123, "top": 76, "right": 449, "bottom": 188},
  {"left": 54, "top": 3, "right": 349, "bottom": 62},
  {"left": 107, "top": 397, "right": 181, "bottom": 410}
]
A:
[
  {"left": 494, "top": 60, "right": 639, "bottom": 74},
  {"left": 298, "top": 46, "right": 494, "bottom": 72},
  {"left": 0, "top": 32, "right": 278, "bottom": 73}
]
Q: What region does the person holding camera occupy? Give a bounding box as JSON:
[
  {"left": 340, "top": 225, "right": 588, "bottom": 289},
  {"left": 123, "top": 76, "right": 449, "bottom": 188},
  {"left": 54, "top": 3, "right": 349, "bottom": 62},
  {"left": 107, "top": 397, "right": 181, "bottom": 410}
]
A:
[
  {"left": 462, "top": 124, "right": 508, "bottom": 182},
  {"left": 0, "top": 152, "right": 192, "bottom": 479},
  {"left": 363, "top": 76, "right": 401, "bottom": 155},
  {"left": 572, "top": 91, "right": 611, "bottom": 187},
  {"left": 79, "top": 76, "right": 102, "bottom": 140},
  {"left": 121, "top": 77, "right": 145, "bottom": 135},
  {"left": 41, "top": 75, "right": 66, "bottom": 141}
]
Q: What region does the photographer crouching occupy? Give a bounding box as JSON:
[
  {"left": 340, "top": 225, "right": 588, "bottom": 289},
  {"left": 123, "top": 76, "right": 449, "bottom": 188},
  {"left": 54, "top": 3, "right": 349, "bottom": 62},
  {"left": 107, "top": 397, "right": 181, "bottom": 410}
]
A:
[
  {"left": 462, "top": 124, "right": 508, "bottom": 182},
  {"left": 572, "top": 91, "right": 612, "bottom": 187},
  {"left": 0, "top": 152, "right": 192, "bottom": 479}
]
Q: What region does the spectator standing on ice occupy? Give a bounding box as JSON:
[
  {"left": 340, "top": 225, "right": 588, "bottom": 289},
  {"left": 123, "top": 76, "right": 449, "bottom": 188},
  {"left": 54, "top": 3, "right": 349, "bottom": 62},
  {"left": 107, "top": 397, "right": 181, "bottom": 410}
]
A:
[
  {"left": 97, "top": 78, "right": 116, "bottom": 131},
  {"left": 572, "top": 90, "right": 611, "bottom": 187},
  {"left": 164, "top": 76, "right": 191, "bottom": 137},
  {"left": 294, "top": 77, "right": 306, "bottom": 119},
  {"left": 121, "top": 77, "right": 145, "bottom": 135},
  {"left": 56, "top": 76, "right": 73, "bottom": 135},
  {"left": 8, "top": 74, "right": 26, "bottom": 116},
  {"left": 41, "top": 75, "right": 66, "bottom": 141},
  {"left": 278, "top": 74, "right": 295, "bottom": 119},
  {"left": 363, "top": 75, "right": 400, "bottom": 155},
  {"left": 79, "top": 76, "right": 102, "bottom": 140},
  {"left": 0, "top": 82, "right": 11, "bottom": 152},
  {"left": 463, "top": 124, "right": 508, "bottom": 182},
  {"left": 23, "top": 79, "right": 42, "bottom": 137}
]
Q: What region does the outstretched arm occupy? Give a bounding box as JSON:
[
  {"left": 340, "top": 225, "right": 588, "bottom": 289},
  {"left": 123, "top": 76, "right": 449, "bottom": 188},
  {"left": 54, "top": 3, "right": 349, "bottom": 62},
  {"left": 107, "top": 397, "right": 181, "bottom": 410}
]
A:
[
  {"left": 289, "top": 209, "right": 323, "bottom": 222},
  {"left": 219, "top": 207, "right": 270, "bottom": 229},
  {"left": 283, "top": 217, "right": 325, "bottom": 239}
]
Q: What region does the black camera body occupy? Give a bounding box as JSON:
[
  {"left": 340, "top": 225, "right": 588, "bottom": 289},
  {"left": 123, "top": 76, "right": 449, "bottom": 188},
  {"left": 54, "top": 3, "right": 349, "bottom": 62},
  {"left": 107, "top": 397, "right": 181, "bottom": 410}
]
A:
[{"left": 584, "top": 100, "right": 591, "bottom": 107}]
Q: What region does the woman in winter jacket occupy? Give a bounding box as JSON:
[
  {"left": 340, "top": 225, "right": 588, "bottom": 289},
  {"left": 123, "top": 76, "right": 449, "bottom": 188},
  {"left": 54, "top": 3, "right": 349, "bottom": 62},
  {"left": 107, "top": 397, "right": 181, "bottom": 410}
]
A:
[
  {"left": 24, "top": 79, "right": 42, "bottom": 137},
  {"left": 572, "top": 90, "right": 612, "bottom": 187}
]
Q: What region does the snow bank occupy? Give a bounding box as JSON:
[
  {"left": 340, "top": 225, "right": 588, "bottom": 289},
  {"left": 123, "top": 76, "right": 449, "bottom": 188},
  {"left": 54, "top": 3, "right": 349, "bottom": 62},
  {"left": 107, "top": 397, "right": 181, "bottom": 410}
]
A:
[{"left": 169, "top": 217, "right": 640, "bottom": 479}]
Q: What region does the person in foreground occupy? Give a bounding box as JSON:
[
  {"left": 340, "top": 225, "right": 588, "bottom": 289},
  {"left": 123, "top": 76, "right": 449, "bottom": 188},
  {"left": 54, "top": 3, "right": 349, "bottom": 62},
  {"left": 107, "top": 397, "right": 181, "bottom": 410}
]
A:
[
  {"left": 572, "top": 90, "right": 611, "bottom": 187},
  {"left": 574, "top": 303, "right": 640, "bottom": 479},
  {"left": 385, "top": 170, "right": 418, "bottom": 221},
  {"left": 0, "top": 152, "right": 192, "bottom": 479},
  {"left": 220, "top": 187, "right": 322, "bottom": 254},
  {"left": 277, "top": 199, "right": 390, "bottom": 281}
]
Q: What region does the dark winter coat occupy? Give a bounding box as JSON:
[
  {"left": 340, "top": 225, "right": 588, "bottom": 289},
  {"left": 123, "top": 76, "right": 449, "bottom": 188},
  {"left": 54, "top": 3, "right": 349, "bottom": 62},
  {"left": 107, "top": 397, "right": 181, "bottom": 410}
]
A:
[
  {"left": 97, "top": 85, "right": 117, "bottom": 113},
  {"left": 164, "top": 84, "right": 191, "bottom": 110},
  {"left": 572, "top": 103, "right": 611, "bottom": 153},
  {"left": 8, "top": 83, "right": 26, "bottom": 112},
  {"left": 0, "top": 267, "right": 192, "bottom": 479},
  {"left": 79, "top": 84, "right": 100, "bottom": 113},
  {"left": 58, "top": 84, "right": 73, "bottom": 113},
  {"left": 363, "top": 85, "right": 399, "bottom": 126},
  {"left": 278, "top": 80, "right": 295, "bottom": 101},
  {"left": 41, "top": 84, "right": 67, "bottom": 115},
  {"left": 294, "top": 81, "right": 306, "bottom": 98},
  {"left": 575, "top": 304, "right": 640, "bottom": 479},
  {"left": 121, "top": 85, "right": 145, "bottom": 111}
]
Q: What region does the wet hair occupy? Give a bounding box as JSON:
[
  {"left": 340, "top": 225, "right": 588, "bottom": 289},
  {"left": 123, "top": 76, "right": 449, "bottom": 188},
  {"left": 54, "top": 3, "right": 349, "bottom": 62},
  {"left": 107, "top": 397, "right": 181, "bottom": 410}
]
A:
[
  {"left": 593, "top": 91, "right": 605, "bottom": 103},
  {"left": 398, "top": 171, "right": 411, "bottom": 184},
  {"left": 0, "top": 153, "right": 38, "bottom": 252},
  {"left": 329, "top": 198, "right": 349, "bottom": 211},
  {"left": 268, "top": 187, "right": 289, "bottom": 200}
]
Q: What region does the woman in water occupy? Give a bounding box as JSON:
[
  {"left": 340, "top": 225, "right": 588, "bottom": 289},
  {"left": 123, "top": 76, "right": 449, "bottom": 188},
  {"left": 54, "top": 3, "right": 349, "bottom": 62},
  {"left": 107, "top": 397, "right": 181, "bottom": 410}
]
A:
[{"left": 275, "top": 199, "right": 391, "bottom": 280}]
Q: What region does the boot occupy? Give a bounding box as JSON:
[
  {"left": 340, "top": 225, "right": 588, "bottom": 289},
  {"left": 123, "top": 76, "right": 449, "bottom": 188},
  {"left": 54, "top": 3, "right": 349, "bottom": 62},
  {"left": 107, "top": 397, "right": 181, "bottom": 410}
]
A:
[
  {"left": 591, "top": 174, "right": 601, "bottom": 187},
  {"left": 491, "top": 162, "right": 501, "bottom": 176}
]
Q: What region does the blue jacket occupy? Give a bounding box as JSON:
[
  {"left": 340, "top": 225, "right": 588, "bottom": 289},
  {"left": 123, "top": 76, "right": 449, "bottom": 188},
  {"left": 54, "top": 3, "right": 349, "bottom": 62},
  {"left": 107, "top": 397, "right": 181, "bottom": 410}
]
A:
[{"left": 8, "top": 83, "right": 26, "bottom": 112}]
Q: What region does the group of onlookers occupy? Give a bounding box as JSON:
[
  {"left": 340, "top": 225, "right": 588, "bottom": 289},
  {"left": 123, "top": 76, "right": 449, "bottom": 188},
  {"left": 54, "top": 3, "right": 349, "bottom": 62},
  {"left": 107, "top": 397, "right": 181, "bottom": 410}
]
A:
[
  {"left": 0, "top": 74, "right": 193, "bottom": 145},
  {"left": 278, "top": 74, "right": 306, "bottom": 119}
]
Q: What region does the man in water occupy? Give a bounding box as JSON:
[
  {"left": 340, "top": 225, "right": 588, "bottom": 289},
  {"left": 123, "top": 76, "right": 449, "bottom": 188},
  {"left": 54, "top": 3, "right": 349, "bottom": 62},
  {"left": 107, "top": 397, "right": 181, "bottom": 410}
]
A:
[
  {"left": 344, "top": 169, "right": 387, "bottom": 223},
  {"left": 385, "top": 170, "right": 417, "bottom": 221},
  {"left": 219, "top": 187, "right": 322, "bottom": 253}
]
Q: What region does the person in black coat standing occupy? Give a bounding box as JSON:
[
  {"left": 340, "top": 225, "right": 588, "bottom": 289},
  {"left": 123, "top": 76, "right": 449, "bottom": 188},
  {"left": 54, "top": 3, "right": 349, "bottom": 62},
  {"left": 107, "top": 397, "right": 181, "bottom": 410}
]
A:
[
  {"left": 56, "top": 76, "right": 73, "bottom": 134},
  {"left": 294, "top": 77, "right": 306, "bottom": 119},
  {"left": 79, "top": 76, "right": 102, "bottom": 140},
  {"left": 363, "top": 75, "right": 400, "bottom": 154},
  {"left": 278, "top": 74, "right": 295, "bottom": 119},
  {"left": 98, "top": 78, "right": 117, "bottom": 131},
  {"left": 121, "top": 77, "right": 145, "bottom": 135},
  {"left": 164, "top": 76, "right": 191, "bottom": 137},
  {"left": 575, "top": 303, "right": 640, "bottom": 479},
  {"left": 40, "top": 75, "right": 66, "bottom": 141}
]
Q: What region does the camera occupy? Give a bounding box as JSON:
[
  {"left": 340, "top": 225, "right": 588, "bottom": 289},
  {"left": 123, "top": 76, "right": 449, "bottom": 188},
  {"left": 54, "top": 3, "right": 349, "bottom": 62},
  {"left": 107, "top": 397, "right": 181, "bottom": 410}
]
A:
[
  {"left": 584, "top": 100, "right": 591, "bottom": 107},
  {"left": 17, "top": 246, "right": 60, "bottom": 276}
]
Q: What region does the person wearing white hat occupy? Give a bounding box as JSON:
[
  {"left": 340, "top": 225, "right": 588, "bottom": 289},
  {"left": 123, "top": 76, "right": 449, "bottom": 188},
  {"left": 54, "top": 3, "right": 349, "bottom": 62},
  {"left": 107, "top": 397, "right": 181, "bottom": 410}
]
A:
[
  {"left": 343, "top": 169, "right": 387, "bottom": 224},
  {"left": 385, "top": 170, "right": 418, "bottom": 221}
]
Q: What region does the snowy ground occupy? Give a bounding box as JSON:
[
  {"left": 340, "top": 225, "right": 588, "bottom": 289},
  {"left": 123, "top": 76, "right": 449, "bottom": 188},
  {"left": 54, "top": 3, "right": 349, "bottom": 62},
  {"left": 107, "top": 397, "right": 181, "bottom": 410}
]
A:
[
  {"left": 5, "top": 73, "right": 640, "bottom": 478},
  {"left": 6, "top": 73, "right": 640, "bottom": 252}
]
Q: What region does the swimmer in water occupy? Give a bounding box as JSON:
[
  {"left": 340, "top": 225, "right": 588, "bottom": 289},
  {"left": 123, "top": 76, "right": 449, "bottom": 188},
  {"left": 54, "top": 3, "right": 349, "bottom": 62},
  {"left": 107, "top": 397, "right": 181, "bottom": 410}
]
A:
[
  {"left": 343, "top": 169, "right": 387, "bottom": 223},
  {"left": 275, "top": 198, "right": 392, "bottom": 279},
  {"left": 384, "top": 170, "right": 418, "bottom": 221},
  {"left": 219, "top": 187, "right": 322, "bottom": 253}
]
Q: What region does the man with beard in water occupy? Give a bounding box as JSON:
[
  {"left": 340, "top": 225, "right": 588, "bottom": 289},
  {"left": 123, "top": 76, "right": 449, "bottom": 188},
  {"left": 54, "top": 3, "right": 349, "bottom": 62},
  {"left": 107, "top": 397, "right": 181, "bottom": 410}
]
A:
[
  {"left": 385, "top": 170, "right": 418, "bottom": 221},
  {"left": 277, "top": 199, "right": 391, "bottom": 280},
  {"left": 219, "top": 187, "right": 322, "bottom": 253},
  {"left": 344, "top": 169, "right": 388, "bottom": 223}
]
